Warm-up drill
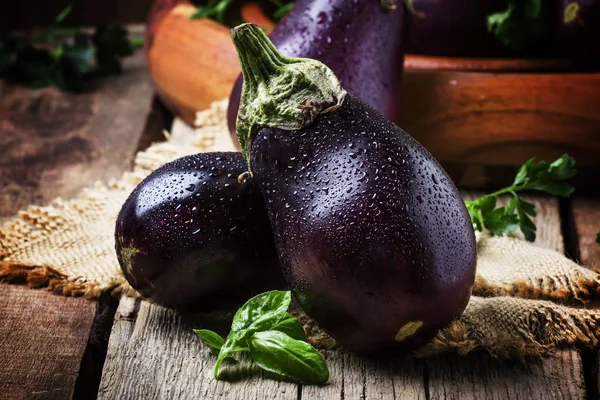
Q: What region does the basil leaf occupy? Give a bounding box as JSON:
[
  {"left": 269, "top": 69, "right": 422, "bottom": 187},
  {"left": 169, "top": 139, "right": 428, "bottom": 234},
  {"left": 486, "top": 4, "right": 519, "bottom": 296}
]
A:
[
  {"left": 214, "top": 337, "right": 250, "bottom": 379},
  {"left": 194, "top": 329, "right": 225, "bottom": 355},
  {"left": 248, "top": 330, "right": 329, "bottom": 385},
  {"left": 230, "top": 290, "right": 291, "bottom": 335},
  {"left": 271, "top": 313, "right": 306, "bottom": 341}
]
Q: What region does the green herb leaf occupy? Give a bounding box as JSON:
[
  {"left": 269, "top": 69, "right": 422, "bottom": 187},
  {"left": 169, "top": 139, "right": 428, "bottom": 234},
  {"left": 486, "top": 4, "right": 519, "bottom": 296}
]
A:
[
  {"left": 230, "top": 290, "right": 291, "bottom": 335},
  {"left": 190, "top": 0, "right": 233, "bottom": 23},
  {"left": 486, "top": 0, "right": 550, "bottom": 52},
  {"left": 91, "top": 25, "right": 135, "bottom": 76},
  {"left": 465, "top": 154, "right": 576, "bottom": 241},
  {"left": 271, "top": 312, "right": 306, "bottom": 341},
  {"left": 271, "top": 1, "right": 294, "bottom": 20},
  {"left": 194, "top": 329, "right": 225, "bottom": 355},
  {"left": 10, "top": 44, "right": 64, "bottom": 88},
  {"left": 248, "top": 330, "right": 329, "bottom": 385},
  {"left": 0, "top": 2, "right": 137, "bottom": 91},
  {"left": 195, "top": 291, "right": 327, "bottom": 383},
  {"left": 55, "top": 4, "right": 74, "bottom": 24},
  {"left": 214, "top": 339, "right": 250, "bottom": 379},
  {"left": 481, "top": 206, "right": 520, "bottom": 237}
]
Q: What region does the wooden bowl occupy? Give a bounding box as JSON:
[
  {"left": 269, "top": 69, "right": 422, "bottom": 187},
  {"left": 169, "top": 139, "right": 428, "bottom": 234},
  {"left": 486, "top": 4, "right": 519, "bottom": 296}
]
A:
[{"left": 400, "top": 58, "right": 600, "bottom": 191}]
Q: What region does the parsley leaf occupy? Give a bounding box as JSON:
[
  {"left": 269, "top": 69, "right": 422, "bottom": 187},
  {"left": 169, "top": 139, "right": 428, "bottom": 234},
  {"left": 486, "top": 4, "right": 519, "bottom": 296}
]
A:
[
  {"left": 190, "top": 0, "right": 234, "bottom": 23},
  {"left": 190, "top": 0, "right": 293, "bottom": 25},
  {"left": 465, "top": 154, "right": 576, "bottom": 242},
  {"left": 487, "top": 0, "right": 551, "bottom": 52},
  {"left": 0, "top": 3, "right": 140, "bottom": 91}
]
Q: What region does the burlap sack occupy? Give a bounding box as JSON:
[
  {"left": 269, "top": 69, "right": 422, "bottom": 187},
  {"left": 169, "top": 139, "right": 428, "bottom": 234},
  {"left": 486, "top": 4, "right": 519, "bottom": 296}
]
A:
[{"left": 1, "top": 100, "right": 600, "bottom": 358}]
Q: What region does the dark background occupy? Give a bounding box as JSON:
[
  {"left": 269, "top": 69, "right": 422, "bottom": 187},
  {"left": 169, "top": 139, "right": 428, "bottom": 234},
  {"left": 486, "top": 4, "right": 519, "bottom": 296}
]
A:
[{"left": 0, "top": 0, "right": 156, "bottom": 30}]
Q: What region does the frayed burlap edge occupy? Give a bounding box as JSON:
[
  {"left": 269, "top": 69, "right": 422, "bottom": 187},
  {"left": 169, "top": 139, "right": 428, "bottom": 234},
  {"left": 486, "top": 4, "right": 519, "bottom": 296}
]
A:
[
  {"left": 472, "top": 272, "right": 600, "bottom": 304},
  {"left": 0, "top": 262, "right": 138, "bottom": 299}
]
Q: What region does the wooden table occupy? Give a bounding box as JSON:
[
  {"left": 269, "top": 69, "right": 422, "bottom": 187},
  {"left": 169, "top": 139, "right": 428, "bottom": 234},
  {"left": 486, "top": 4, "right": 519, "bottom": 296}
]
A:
[{"left": 1, "top": 48, "right": 600, "bottom": 400}]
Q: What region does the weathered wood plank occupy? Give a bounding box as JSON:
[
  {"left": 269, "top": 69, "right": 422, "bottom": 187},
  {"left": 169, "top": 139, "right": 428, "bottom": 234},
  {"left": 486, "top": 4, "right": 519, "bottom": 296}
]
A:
[
  {"left": 427, "top": 350, "right": 584, "bottom": 400},
  {"left": 571, "top": 196, "right": 600, "bottom": 398},
  {"left": 0, "top": 48, "right": 153, "bottom": 217},
  {"left": 0, "top": 40, "right": 159, "bottom": 399},
  {"left": 572, "top": 197, "right": 600, "bottom": 269},
  {"left": 0, "top": 284, "right": 97, "bottom": 400},
  {"left": 98, "top": 297, "right": 299, "bottom": 399},
  {"left": 424, "top": 195, "right": 586, "bottom": 400},
  {"left": 301, "top": 353, "right": 426, "bottom": 400}
]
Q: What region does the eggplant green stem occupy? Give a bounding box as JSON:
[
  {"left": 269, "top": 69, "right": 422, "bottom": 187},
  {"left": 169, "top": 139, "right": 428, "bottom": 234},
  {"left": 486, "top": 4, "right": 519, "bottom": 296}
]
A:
[{"left": 230, "top": 23, "right": 346, "bottom": 176}]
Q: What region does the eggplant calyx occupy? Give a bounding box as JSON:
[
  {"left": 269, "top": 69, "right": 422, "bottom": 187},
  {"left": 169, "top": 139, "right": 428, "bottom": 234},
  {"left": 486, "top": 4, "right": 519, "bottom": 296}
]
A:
[{"left": 230, "top": 23, "right": 347, "bottom": 168}]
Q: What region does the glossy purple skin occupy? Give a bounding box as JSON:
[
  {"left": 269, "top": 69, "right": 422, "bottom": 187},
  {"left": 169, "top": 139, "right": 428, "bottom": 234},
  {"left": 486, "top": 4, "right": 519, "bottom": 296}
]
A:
[
  {"left": 556, "top": 0, "right": 600, "bottom": 63},
  {"left": 115, "top": 152, "right": 283, "bottom": 313},
  {"left": 405, "top": 0, "right": 510, "bottom": 57},
  {"left": 228, "top": 0, "right": 406, "bottom": 137},
  {"left": 250, "top": 94, "right": 477, "bottom": 355}
]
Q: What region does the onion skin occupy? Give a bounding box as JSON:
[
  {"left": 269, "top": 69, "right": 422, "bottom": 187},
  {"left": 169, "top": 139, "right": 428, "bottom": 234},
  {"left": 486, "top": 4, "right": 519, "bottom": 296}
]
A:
[{"left": 145, "top": 0, "right": 241, "bottom": 124}]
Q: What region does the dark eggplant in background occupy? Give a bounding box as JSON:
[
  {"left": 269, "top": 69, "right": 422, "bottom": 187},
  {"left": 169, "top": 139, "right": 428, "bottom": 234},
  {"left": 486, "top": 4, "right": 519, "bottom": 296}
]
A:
[
  {"left": 405, "top": 0, "right": 510, "bottom": 57},
  {"left": 115, "top": 152, "right": 284, "bottom": 313},
  {"left": 227, "top": 0, "right": 406, "bottom": 139},
  {"left": 232, "top": 24, "right": 477, "bottom": 355},
  {"left": 556, "top": 0, "right": 600, "bottom": 64}
]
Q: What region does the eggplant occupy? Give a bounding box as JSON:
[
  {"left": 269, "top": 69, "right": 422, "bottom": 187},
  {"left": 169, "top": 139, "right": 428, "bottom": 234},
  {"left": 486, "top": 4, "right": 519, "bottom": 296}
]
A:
[
  {"left": 227, "top": 0, "right": 406, "bottom": 141},
  {"left": 556, "top": 0, "right": 600, "bottom": 65},
  {"left": 231, "top": 24, "right": 477, "bottom": 355},
  {"left": 405, "top": 0, "right": 510, "bottom": 57},
  {"left": 115, "top": 152, "right": 283, "bottom": 312}
]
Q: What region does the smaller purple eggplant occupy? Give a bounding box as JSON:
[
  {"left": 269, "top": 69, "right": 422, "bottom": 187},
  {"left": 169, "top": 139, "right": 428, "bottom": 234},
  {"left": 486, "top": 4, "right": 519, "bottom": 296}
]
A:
[{"left": 115, "top": 152, "right": 283, "bottom": 312}]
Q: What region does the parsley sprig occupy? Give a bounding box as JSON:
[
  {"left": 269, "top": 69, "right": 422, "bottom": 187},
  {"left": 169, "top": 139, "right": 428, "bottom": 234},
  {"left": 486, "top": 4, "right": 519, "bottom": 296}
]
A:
[
  {"left": 466, "top": 154, "right": 576, "bottom": 242},
  {"left": 190, "top": 0, "right": 294, "bottom": 25},
  {"left": 0, "top": 4, "right": 142, "bottom": 91},
  {"left": 194, "top": 290, "right": 329, "bottom": 385},
  {"left": 486, "top": 0, "right": 552, "bottom": 52}
]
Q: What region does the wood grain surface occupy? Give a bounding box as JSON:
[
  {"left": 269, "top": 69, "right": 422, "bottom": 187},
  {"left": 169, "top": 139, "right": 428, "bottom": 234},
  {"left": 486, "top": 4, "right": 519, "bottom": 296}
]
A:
[
  {"left": 572, "top": 198, "right": 600, "bottom": 269},
  {"left": 97, "top": 119, "right": 588, "bottom": 399},
  {"left": 0, "top": 42, "right": 162, "bottom": 399},
  {"left": 0, "top": 49, "right": 154, "bottom": 218},
  {"left": 0, "top": 285, "right": 96, "bottom": 400},
  {"left": 400, "top": 70, "right": 600, "bottom": 191},
  {"left": 571, "top": 197, "right": 600, "bottom": 398}
]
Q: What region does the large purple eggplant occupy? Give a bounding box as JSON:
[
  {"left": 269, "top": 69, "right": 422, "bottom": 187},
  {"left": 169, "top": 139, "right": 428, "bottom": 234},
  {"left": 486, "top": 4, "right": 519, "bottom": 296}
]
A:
[
  {"left": 115, "top": 152, "right": 284, "bottom": 313},
  {"left": 226, "top": 0, "right": 406, "bottom": 140},
  {"left": 231, "top": 24, "right": 477, "bottom": 355},
  {"left": 556, "top": 0, "right": 600, "bottom": 65}
]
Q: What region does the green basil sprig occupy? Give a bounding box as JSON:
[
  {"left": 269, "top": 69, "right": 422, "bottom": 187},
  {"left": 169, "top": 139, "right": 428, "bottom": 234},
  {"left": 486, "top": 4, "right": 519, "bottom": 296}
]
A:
[{"left": 193, "top": 290, "right": 328, "bottom": 385}]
